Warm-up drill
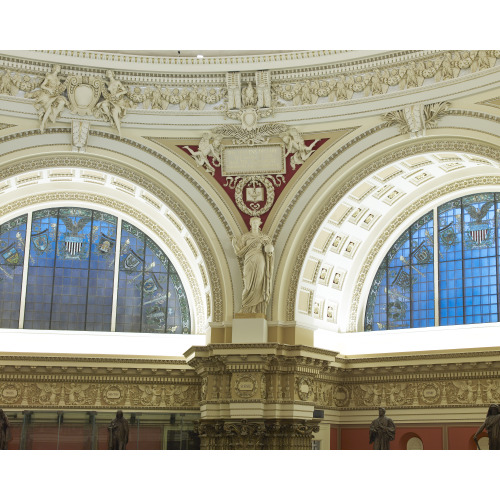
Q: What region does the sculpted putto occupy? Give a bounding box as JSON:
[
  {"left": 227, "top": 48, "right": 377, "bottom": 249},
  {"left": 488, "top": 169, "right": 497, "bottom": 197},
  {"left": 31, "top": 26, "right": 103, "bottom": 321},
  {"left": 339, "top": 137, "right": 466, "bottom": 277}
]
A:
[
  {"left": 281, "top": 128, "right": 320, "bottom": 170},
  {"left": 232, "top": 217, "right": 274, "bottom": 314},
  {"left": 183, "top": 132, "right": 222, "bottom": 175}
]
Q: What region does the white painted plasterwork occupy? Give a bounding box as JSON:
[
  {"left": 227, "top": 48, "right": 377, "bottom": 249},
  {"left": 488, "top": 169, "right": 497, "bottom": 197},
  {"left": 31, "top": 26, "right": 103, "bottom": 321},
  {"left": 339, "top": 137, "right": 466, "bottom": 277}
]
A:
[{"left": 294, "top": 152, "right": 500, "bottom": 336}]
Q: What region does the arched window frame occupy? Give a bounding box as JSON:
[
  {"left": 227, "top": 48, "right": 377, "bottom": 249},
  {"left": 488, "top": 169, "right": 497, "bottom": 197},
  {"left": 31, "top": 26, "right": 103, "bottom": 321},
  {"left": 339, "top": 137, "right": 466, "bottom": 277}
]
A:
[{"left": 0, "top": 206, "right": 192, "bottom": 334}]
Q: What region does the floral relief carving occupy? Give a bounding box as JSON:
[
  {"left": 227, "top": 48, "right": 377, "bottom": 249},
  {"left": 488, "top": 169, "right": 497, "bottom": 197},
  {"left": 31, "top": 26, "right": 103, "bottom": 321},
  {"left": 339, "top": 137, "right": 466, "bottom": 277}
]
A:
[
  {"left": 1, "top": 51, "right": 497, "bottom": 137},
  {"left": 355, "top": 382, "right": 414, "bottom": 407},
  {"left": 63, "top": 382, "right": 98, "bottom": 406},
  {"left": 382, "top": 102, "right": 451, "bottom": 138}
]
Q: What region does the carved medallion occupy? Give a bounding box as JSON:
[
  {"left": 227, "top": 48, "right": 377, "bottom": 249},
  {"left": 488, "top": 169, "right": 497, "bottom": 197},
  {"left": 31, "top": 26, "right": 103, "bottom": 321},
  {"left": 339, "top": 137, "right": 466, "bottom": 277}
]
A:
[
  {"left": 66, "top": 75, "right": 103, "bottom": 116},
  {"left": 296, "top": 377, "right": 313, "bottom": 401},
  {"left": 333, "top": 385, "right": 350, "bottom": 407},
  {"left": 102, "top": 384, "right": 126, "bottom": 406},
  {"left": 0, "top": 383, "right": 23, "bottom": 404},
  {"left": 234, "top": 375, "right": 257, "bottom": 398},
  {"left": 419, "top": 382, "right": 441, "bottom": 405}
]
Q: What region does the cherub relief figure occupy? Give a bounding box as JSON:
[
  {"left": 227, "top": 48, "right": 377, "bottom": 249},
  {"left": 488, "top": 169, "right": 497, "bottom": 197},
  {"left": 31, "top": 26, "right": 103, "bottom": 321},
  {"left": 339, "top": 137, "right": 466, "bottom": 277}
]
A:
[
  {"left": 183, "top": 131, "right": 222, "bottom": 175},
  {"left": 281, "top": 128, "right": 320, "bottom": 170},
  {"left": 0, "top": 69, "right": 21, "bottom": 96}
]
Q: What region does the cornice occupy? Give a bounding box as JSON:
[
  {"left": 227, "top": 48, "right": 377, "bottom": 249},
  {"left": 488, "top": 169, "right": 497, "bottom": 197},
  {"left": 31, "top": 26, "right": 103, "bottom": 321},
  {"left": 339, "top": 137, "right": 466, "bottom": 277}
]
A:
[
  {"left": 0, "top": 50, "right": 498, "bottom": 125},
  {"left": 0, "top": 50, "right": 422, "bottom": 74}
]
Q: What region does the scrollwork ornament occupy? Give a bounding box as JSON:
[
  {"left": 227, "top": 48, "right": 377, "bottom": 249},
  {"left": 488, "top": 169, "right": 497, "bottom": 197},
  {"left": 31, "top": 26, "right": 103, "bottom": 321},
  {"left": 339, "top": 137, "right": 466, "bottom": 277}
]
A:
[
  {"left": 66, "top": 75, "right": 103, "bottom": 116},
  {"left": 260, "top": 374, "right": 267, "bottom": 400}
]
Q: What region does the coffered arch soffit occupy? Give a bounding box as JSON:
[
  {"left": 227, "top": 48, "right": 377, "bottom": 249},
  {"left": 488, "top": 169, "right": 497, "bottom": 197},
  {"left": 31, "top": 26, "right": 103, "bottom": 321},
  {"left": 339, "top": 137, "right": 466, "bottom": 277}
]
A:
[
  {"left": 278, "top": 126, "right": 500, "bottom": 333},
  {"left": 0, "top": 131, "right": 240, "bottom": 324}
]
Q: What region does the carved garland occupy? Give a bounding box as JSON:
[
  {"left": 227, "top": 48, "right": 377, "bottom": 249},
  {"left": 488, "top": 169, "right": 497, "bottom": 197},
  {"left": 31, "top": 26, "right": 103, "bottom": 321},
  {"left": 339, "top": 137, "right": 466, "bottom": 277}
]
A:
[{"left": 2, "top": 50, "right": 499, "bottom": 118}]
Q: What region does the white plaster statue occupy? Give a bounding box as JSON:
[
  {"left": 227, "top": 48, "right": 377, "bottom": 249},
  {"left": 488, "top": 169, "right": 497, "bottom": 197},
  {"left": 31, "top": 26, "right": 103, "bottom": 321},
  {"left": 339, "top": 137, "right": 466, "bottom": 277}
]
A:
[
  {"left": 232, "top": 217, "right": 274, "bottom": 314},
  {"left": 95, "top": 70, "right": 130, "bottom": 137},
  {"left": 281, "top": 128, "right": 320, "bottom": 170},
  {"left": 183, "top": 131, "right": 222, "bottom": 175},
  {"left": 26, "top": 65, "right": 68, "bottom": 133}
]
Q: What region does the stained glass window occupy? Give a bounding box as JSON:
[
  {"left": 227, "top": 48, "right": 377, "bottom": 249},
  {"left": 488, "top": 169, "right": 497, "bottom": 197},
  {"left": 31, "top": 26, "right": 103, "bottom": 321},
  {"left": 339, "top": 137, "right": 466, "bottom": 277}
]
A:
[
  {"left": 0, "top": 215, "right": 27, "bottom": 328},
  {"left": 0, "top": 208, "right": 191, "bottom": 334},
  {"left": 365, "top": 192, "right": 500, "bottom": 331},
  {"left": 365, "top": 212, "right": 434, "bottom": 331}
]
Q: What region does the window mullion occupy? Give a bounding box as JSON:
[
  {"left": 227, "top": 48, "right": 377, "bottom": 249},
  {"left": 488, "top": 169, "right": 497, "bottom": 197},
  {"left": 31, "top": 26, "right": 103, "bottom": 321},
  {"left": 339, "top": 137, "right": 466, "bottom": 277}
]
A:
[
  {"left": 18, "top": 212, "right": 33, "bottom": 329},
  {"left": 433, "top": 206, "right": 439, "bottom": 327},
  {"left": 110, "top": 217, "right": 122, "bottom": 332}
]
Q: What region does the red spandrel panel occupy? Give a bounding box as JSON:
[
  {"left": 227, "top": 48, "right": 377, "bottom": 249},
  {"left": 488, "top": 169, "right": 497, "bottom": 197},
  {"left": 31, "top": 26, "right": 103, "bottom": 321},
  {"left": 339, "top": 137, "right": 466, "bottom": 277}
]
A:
[{"left": 180, "top": 138, "right": 328, "bottom": 230}]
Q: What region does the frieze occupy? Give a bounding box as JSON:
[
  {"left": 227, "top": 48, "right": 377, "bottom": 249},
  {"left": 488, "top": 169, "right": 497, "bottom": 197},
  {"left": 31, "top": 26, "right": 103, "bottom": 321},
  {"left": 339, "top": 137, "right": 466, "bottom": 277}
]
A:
[
  {"left": 2, "top": 51, "right": 499, "bottom": 121},
  {"left": 0, "top": 378, "right": 200, "bottom": 410}
]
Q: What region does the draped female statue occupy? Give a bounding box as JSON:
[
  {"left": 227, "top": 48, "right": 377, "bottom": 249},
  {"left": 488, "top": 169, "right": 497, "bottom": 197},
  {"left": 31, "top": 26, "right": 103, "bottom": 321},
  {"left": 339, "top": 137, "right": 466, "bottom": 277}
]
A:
[{"left": 232, "top": 217, "right": 274, "bottom": 314}]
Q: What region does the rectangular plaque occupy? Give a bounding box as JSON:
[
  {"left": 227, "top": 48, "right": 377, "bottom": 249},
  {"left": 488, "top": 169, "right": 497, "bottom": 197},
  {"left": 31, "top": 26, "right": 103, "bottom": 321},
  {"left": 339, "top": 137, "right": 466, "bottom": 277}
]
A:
[{"left": 221, "top": 144, "right": 285, "bottom": 176}]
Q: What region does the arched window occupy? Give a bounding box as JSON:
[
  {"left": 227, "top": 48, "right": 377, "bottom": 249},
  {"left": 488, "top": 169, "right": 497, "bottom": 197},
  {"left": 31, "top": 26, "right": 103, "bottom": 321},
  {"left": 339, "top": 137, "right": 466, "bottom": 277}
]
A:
[
  {"left": 0, "top": 207, "right": 190, "bottom": 334},
  {"left": 365, "top": 192, "right": 500, "bottom": 331}
]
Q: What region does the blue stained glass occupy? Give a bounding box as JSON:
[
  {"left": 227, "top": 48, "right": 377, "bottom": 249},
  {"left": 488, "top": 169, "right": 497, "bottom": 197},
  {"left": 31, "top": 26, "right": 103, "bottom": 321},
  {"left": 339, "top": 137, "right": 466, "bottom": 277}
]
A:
[
  {"left": 0, "top": 215, "right": 27, "bottom": 328},
  {"left": 25, "top": 208, "right": 118, "bottom": 331},
  {"left": 0, "top": 208, "right": 190, "bottom": 334},
  {"left": 366, "top": 192, "right": 500, "bottom": 330}
]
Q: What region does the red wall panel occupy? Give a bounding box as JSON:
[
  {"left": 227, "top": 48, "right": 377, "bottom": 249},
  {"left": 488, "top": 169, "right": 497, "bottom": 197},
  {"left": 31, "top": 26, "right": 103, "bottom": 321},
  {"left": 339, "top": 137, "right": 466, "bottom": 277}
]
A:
[
  {"left": 330, "top": 426, "right": 338, "bottom": 450},
  {"left": 447, "top": 426, "right": 482, "bottom": 450},
  {"left": 340, "top": 426, "right": 444, "bottom": 450}
]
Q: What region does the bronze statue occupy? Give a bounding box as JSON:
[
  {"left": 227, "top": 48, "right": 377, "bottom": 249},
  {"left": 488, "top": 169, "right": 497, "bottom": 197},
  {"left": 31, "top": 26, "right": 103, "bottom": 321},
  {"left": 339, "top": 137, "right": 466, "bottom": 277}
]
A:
[
  {"left": 474, "top": 404, "right": 500, "bottom": 449},
  {"left": 369, "top": 407, "right": 396, "bottom": 449},
  {"left": 0, "top": 409, "right": 12, "bottom": 450},
  {"left": 108, "top": 410, "right": 129, "bottom": 450}
]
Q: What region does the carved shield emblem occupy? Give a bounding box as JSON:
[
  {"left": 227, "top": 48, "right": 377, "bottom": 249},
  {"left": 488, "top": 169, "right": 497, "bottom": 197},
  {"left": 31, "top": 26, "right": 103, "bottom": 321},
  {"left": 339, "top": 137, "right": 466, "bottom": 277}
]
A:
[{"left": 67, "top": 75, "right": 103, "bottom": 116}]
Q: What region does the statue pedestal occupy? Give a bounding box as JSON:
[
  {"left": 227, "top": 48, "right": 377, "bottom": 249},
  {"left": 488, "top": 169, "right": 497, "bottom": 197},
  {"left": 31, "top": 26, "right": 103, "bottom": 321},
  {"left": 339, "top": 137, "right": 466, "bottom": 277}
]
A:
[{"left": 232, "top": 313, "right": 268, "bottom": 343}]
